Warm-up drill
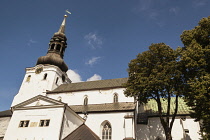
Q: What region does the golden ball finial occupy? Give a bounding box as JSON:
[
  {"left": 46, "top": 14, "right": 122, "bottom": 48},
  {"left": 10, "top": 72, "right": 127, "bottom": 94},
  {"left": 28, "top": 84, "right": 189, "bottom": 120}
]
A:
[{"left": 64, "top": 15, "right": 68, "bottom": 17}]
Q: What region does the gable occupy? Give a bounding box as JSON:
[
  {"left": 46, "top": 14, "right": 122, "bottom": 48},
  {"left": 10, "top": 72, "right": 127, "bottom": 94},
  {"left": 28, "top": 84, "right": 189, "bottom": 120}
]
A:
[
  {"left": 12, "top": 95, "right": 65, "bottom": 110},
  {"left": 63, "top": 124, "right": 100, "bottom": 140}
]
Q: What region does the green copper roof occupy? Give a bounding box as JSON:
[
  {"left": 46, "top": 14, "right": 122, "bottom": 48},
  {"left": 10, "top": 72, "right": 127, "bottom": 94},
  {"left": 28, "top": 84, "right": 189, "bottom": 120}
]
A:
[{"left": 139, "top": 97, "right": 191, "bottom": 116}]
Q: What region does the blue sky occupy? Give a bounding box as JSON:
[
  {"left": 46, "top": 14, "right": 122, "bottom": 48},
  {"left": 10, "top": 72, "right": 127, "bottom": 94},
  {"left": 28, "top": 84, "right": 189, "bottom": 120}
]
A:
[{"left": 0, "top": 0, "right": 210, "bottom": 111}]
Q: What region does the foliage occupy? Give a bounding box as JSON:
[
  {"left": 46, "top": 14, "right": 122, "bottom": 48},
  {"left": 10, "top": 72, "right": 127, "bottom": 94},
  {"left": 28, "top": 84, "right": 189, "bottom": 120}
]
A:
[
  {"left": 181, "top": 16, "right": 210, "bottom": 139},
  {"left": 124, "top": 43, "right": 183, "bottom": 140}
]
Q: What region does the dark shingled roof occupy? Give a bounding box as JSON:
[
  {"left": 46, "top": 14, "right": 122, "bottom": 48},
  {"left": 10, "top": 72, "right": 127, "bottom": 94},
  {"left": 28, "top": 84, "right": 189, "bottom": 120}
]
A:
[
  {"left": 47, "top": 78, "right": 128, "bottom": 93},
  {"left": 63, "top": 124, "right": 100, "bottom": 140},
  {"left": 70, "top": 102, "right": 135, "bottom": 113},
  {"left": 0, "top": 110, "right": 12, "bottom": 117}
]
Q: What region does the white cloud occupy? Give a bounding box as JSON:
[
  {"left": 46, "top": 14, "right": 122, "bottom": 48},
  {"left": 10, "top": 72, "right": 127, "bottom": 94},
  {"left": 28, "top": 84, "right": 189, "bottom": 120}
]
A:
[
  {"left": 66, "top": 69, "right": 82, "bottom": 83},
  {"left": 84, "top": 32, "right": 103, "bottom": 49},
  {"left": 67, "top": 69, "right": 102, "bottom": 83},
  {"left": 87, "top": 74, "right": 102, "bottom": 81},
  {"left": 85, "top": 57, "right": 101, "bottom": 66}
]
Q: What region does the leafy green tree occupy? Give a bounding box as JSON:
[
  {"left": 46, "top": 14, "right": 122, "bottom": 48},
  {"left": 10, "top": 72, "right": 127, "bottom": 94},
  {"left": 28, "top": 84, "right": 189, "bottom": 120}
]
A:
[
  {"left": 124, "top": 43, "right": 183, "bottom": 140},
  {"left": 181, "top": 16, "right": 210, "bottom": 139}
]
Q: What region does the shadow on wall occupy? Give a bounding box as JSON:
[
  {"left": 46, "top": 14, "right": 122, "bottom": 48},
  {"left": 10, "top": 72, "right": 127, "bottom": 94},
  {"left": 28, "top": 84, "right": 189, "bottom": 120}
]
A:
[
  {"left": 149, "top": 118, "right": 165, "bottom": 140},
  {"left": 136, "top": 118, "right": 165, "bottom": 140},
  {"left": 186, "top": 134, "right": 192, "bottom": 140}
]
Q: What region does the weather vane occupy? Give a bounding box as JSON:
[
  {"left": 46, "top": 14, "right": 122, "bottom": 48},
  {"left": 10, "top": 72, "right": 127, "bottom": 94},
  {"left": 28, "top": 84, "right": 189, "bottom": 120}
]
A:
[{"left": 66, "top": 9, "right": 71, "bottom": 15}]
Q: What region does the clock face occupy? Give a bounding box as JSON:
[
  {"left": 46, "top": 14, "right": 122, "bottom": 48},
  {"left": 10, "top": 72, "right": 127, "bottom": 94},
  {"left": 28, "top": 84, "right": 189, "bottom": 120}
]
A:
[{"left": 35, "top": 67, "right": 43, "bottom": 74}]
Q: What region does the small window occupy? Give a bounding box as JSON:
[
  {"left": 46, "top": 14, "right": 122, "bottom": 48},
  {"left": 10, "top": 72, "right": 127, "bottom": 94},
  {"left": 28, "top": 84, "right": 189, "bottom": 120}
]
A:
[
  {"left": 113, "top": 93, "right": 118, "bottom": 103},
  {"left": 39, "top": 119, "right": 50, "bottom": 127},
  {"left": 43, "top": 73, "right": 47, "bottom": 80},
  {"left": 26, "top": 75, "right": 31, "bottom": 82},
  {"left": 84, "top": 96, "right": 88, "bottom": 106},
  {"left": 56, "top": 77, "right": 59, "bottom": 84},
  {"left": 19, "top": 120, "right": 29, "bottom": 127},
  {"left": 102, "top": 122, "right": 112, "bottom": 140}
]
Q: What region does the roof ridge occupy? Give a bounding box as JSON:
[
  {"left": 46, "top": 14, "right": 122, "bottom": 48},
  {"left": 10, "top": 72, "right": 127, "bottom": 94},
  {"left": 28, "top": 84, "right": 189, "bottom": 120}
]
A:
[
  {"left": 47, "top": 77, "right": 128, "bottom": 94},
  {"left": 69, "top": 102, "right": 134, "bottom": 107},
  {"left": 67, "top": 77, "right": 128, "bottom": 84}
]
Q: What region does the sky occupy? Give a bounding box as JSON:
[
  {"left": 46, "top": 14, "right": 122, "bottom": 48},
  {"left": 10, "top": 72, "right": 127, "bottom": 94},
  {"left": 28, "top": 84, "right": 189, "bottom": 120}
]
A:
[{"left": 0, "top": 0, "right": 210, "bottom": 111}]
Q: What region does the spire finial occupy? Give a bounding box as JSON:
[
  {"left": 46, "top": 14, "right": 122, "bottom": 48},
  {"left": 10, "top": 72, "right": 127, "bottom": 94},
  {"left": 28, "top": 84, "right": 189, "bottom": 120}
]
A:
[{"left": 58, "top": 14, "right": 68, "bottom": 34}]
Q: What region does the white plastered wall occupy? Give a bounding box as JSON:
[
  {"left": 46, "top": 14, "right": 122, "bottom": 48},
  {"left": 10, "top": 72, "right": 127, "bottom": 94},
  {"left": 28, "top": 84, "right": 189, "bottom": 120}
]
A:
[
  {"left": 12, "top": 65, "right": 70, "bottom": 107},
  {"left": 48, "top": 88, "right": 134, "bottom": 105},
  {"left": 77, "top": 112, "right": 135, "bottom": 140},
  {"left": 0, "top": 117, "right": 10, "bottom": 138},
  {"left": 61, "top": 107, "right": 84, "bottom": 139},
  {"left": 136, "top": 117, "right": 201, "bottom": 140},
  {"left": 4, "top": 107, "right": 64, "bottom": 140}
]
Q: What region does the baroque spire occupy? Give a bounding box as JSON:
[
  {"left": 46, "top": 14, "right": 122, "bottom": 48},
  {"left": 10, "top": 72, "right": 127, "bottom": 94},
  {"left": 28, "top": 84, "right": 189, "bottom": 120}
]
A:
[
  {"left": 36, "top": 15, "right": 69, "bottom": 72},
  {"left": 58, "top": 15, "right": 67, "bottom": 34}
]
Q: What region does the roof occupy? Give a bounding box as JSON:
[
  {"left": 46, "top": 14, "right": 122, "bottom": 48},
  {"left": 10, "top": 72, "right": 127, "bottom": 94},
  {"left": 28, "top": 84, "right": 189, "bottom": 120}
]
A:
[
  {"left": 47, "top": 78, "right": 128, "bottom": 93},
  {"left": 70, "top": 102, "right": 136, "bottom": 113},
  {"left": 63, "top": 124, "right": 100, "bottom": 140},
  {"left": 0, "top": 110, "right": 12, "bottom": 117},
  {"left": 137, "top": 97, "right": 191, "bottom": 124}
]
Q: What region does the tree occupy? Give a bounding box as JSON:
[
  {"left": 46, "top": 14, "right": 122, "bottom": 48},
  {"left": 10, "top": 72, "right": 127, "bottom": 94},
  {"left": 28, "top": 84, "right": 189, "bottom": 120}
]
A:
[
  {"left": 181, "top": 16, "right": 210, "bottom": 139},
  {"left": 124, "top": 43, "right": 183, "bottom": 140}
]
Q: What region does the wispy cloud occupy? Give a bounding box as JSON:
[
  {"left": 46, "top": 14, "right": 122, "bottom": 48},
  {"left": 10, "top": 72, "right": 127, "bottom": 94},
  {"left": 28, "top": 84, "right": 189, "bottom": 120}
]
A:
[
  {"left": 66, "top": 69, "right": 83, "bottom": 83},
  {"left": 137, "top": 0, "right": 153, "bottom": 11},
  {"left": 87, "top": 74, "right": 102, "bottom": 81},
  {"left": 84, "top": 32, "right": 103, "bottom": 49},
  {"left": 27, "top": 39, "right": 37, "bottom": 47},
  {"left": 85, "top": 57, "right": 101, "bottom": 66},
  {"left": 192, "top": 0, "right": 208, "bottom": 8},
  {"left": 133, "top": 0, "right": 168, "bottom": 27},
  {"left": 169, "top": 7, "right": 180, "bottom": 15}
]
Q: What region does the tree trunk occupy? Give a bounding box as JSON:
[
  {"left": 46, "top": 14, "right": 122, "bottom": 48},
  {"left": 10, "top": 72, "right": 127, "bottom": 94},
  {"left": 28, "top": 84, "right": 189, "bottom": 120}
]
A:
[{"left": 165, "top": 130, "right": 172, "bottom": 140}]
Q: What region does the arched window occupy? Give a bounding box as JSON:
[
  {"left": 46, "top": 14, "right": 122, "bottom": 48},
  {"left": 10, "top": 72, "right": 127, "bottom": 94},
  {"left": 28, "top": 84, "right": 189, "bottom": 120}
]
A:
[
  {"left": 62, "top": 75, "right": 65, "bottom": 82},
  {"left": 84, "top": 96, "right": 88, "bottom": 106},
  {"left": 113, "top": 93, "right": 118, "bottom": 103},
  {"left": 50, "top": 43, "right": 55, "bottom": 50},
  {"left": 43, "top": 73, "right": 47, "bottom": 80},
  {"left": 55, "top": 77, "right": 59, "bottom": 84},
  {"left": 26, "top": 75, "right": 31, "bottom": 82},
  {"left": 102, "top": 122, "right": 112, "bottom": 140},
  {"left": 56, "top": 44, "right": 61, "bottom": 51}
]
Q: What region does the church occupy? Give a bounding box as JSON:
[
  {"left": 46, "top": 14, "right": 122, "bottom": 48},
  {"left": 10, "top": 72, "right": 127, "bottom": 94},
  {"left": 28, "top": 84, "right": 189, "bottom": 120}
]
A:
[{"left": 0, "top": 15, "right": 201, "bottom": 140}]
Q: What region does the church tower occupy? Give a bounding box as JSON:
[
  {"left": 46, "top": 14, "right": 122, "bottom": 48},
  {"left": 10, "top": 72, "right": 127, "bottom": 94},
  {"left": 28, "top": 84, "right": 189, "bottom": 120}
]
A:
[{"left": 11, "top": 15, "right": 71, "bottom": 107}]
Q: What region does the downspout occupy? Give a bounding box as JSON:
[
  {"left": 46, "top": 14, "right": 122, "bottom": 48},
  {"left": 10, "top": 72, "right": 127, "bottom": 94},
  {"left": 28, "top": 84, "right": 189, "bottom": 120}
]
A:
[{"left": 59, "top": 105, "right": 67, "bottom": 140}]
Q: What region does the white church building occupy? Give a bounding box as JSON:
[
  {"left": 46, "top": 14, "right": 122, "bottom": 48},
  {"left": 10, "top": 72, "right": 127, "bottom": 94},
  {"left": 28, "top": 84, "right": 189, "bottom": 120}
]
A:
[{"left": 0, "top": 15, "right": 201, "bottom": 140}]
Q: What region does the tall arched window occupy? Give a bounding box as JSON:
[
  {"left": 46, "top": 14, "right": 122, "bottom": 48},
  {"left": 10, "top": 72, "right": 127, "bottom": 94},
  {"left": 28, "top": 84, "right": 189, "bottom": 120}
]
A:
[
  {"left": 43, "top": 73, "right": 47, "bottom": 80},
  {"left": 113, "top": 93, "right": 118, "bottom": 103},
  {"left": 84, "top": 96, "right": 88, "bottom": 106},
  {"left": 102, "top": 122, "right": 112, "bottom": 140},
  {"left": 55, "top": 77, "right": 59, "bottom": 84}
]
